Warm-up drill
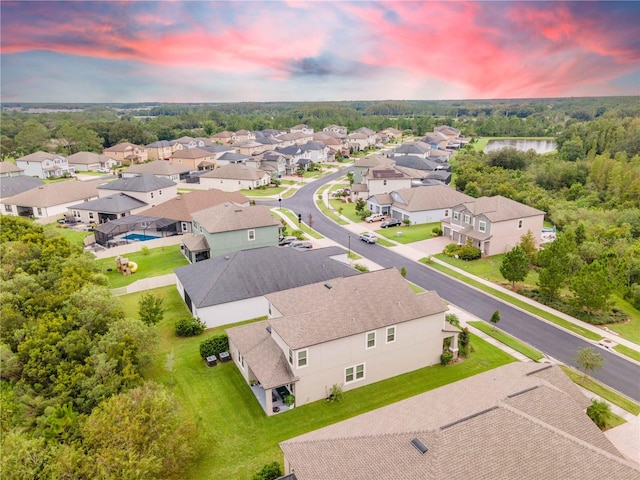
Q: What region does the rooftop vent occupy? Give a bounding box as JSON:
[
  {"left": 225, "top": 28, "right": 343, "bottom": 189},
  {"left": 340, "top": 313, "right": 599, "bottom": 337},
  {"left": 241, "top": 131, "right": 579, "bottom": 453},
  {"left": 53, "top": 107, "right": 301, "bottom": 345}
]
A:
[
  {"left": 411, "top": 438, "right": 428, "bottom": 454},
  {"left": 324, "top": 283, "right": 332, "bottom": 289}
]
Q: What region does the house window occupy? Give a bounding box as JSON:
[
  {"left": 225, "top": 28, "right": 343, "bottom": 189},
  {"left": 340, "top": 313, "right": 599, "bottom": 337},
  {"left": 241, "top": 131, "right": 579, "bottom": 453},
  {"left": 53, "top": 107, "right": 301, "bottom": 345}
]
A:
[
  {"left": 181, "top": 223, "right": 188, "bottom": 232},
  {"left": 386, "top": 326, "right": 396, "bottom": 343},
  {"left": 288, "top": 348, "right": 293, "bottom": 365},
  {"left": 453, "top": 211, "right": 459, "bottom": 221},
  {"left": 88, "top": 212, "right": 94, "bottom": 220},
  {"left": 151, "top": 192, "right": 154, "bottom": 199},
  {"left": 366, "top": 331, "right": 376, "bottom": 349},
  {"left": 464, "top": 214, "right": 470, "bottom": 224},
  {"left": 518, "top": 219, "right": 523, "bottom": 229},
  {"left": 37, "top": 208, "right": 43, "bottom": 216},
  {"left": 4, "top": 204, "right": 11, "bottom": 213},
  {"left": 297, "top": 349, "right": 308, "bottom": 368},
  {"left": 345, "top": 363, "right": 365, "bottom": 384},
  {"left": 444, "top": 209, "right": 449, "bottom": 217},
  {"left": 478, "top": 220, "right": 486, "bottom": 233},
  {"left": 383, "top": 179, "right": 387, "bottom": 186},
  {"left": 248, "top": 229, "right": 255, "bottom": 241},
  {"left": 159, "top": 190, "right": 162, "bottom": 195}
]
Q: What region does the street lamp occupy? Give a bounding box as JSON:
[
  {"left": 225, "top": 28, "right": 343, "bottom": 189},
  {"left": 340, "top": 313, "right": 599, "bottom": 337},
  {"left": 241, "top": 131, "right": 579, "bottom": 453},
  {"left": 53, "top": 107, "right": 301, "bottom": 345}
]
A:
[{"left": 278, "top": 196, "right": 282, "bottom": 210}]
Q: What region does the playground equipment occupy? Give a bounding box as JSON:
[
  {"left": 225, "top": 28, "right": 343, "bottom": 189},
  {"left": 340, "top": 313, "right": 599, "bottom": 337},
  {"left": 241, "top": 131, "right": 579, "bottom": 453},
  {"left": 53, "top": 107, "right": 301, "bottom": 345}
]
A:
[{"left": 115, "top": 256, "right": 137, "bottom": 276}]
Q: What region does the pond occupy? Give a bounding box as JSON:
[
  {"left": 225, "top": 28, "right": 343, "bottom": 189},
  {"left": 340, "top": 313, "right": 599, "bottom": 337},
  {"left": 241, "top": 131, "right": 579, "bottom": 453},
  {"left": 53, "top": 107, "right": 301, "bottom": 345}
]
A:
[{"left": 484, "top": 139, "right": 557, "bottom": 154}]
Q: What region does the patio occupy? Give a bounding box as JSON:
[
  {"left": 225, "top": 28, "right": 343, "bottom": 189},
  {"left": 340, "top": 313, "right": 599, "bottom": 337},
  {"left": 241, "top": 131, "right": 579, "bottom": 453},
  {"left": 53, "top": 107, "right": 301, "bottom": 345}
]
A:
[{"left": 249, "top": 384, "right": 291, "bottom": 415}]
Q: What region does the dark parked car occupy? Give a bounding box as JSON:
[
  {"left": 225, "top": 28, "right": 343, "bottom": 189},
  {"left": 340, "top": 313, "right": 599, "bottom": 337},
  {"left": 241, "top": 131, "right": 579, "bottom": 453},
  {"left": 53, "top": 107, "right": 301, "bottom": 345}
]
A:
[
  {"left": 380, "top": 218, "right": 402, "bottom": 228},
  {"left": 289, "top": 240, "right": 313, "bottom": 249},
  {"left": 279, "top": 236, "right": 298, "bottom": 246}
]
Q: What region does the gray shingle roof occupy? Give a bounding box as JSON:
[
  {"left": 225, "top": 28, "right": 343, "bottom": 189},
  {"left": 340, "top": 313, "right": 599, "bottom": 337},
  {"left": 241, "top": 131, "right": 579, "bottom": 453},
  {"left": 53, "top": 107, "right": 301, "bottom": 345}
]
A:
[
  {"left": 98, "top": 173, "right": 176, "bottom": 192},
  {"left": 0, "top": 176, "right": 44, "bottom": 199},
  {"left": 391, "top": 185, "right": 474, "bottom": 212},
  {"left": 459, "top": 195, "right": 545, "bottom": 221},
  {"left": 280, "top": 363, "right": 638, "bottom": 480},
  {"left": 124, "top": 160, "right": 191, "bottom": 176},
  {"left": 2, "top": 178, "right": 100, "bottom": 207},
  {"left": 393, "top": 155, "right": 440, "bottom": 171},
  {"left": 267, "top": 268, "right": 447, "bottom": 349},
  {"left": 174, "top": 246, "right": 358, "bottom": 308},
  {"left": 191, "top": 203, "right": 280, "bottom": 234},
  {"left": 0, "top": 162, "right": 23, "bottom": 175},
  {"left": 15, "top": 151, "right": 62, "bottom": 163},
  {"left": 200, "top": 164, "right": 266, "bottom": 180},
  {"left": 138, "top": 189, "right": 249, "bottom": 221},
  {"left": 353, "top": 155, "right": 394, "bottom": 168},
  {"left": 69, "top": 193, "right": 147, "bottom": 213},
  {"left": 67, "top": 151, "right": 116, "bottom": 165}
]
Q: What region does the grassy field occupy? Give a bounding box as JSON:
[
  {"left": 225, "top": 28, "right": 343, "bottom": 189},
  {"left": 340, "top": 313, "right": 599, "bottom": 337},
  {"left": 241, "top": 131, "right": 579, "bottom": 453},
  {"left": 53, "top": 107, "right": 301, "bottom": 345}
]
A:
[
  {"left": 423, "top": 260, "right": 603, "bottom": 341},
  {"left": 116, "top": 287, "right": 516, "bottom": 479},
  {"left": 613, "top": 344, "right": 640, "bottom": 362},
  {"left": 277, "top": 209, "right": 324, "bottom": 239},
  {"left": 317, "top": 198, "right": 349, "bottom": 225},
  {"left": 95, "top": 245, "right": 188, "bottom": 288},
  {"left": 375, "top": 222, "right": 440, "bottom": 244},
  {"left": 240, "top": 186, "right": 287, "bottom": 197},
  {"left": 560, "top": 366, "right": 640, "bottom": 416},
  {"left": 468, "top": 321, "right": 545, "bottom": 361},
  {"left": 45, "top": 224, "right": 93, "bottom": 248},
  {"left": 329, "top": 198, "right": 360, "bottom": 223}
]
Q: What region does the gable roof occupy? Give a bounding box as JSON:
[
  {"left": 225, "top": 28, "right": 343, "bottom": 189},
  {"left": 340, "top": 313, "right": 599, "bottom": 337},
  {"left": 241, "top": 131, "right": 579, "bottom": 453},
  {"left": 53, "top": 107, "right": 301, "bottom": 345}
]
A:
[
  {"left": 0, "top": 162, "right": 23, "bottom": 175},
  {"left": 124, "top": 160, "right": 191, "bottom": 176},
  {"left": 103, "top": 142, "right": 141, "bottom": 153},
  {"left": 170, "top": 148, "right": 212, "bottom": 160},
  {"left": 15, "top": 151, "right": 64, "bottom": 163},
  {"left": 138, "top": 189, "right": 249, "bottom": 221},
  {"left": 145, "top": 140, "right": 173, "bottom": 148},
  {"left": 280, "top": 363, "right": 638, "bottom": 480},
  {"left": 98, "top": 173, "right": 176, "bottom": 193},
  {"left": 393, "top": 155, "right": 440, "bottom": 171},
  {"left": 393, "top": 142, "right": 430, "bottom": 156},
  {"left": 200, "top": 163, "right": 267, "bottom": 181},
  {"left": 354, "top": 155, "right": 394, "bottom": 168},
  {"left": 67, "top": 151, "right": 116, "bottom": 165},
  {"left": 191, "top": 202, "right": 280, "bottom": 234},
  {"left": 267, "top": 268, "right": 446, "bottom": 349},
  {"left": 175, "top": 246, "right": 358, "bottom": 309},
  {"left": 0, "top": 175, "right": 44, "bottom": 198},
  {"left": 459, "top": 195, "right": 545, "bottom": 221},
  {"left": 2, "top": 178, "right": 100, "bottom": 207},
  {"left": 390, "top": 185, "right": 474, "bottom": 212},
  {"left": 69, "top": 193, "right": 147, "bottom": 213}
]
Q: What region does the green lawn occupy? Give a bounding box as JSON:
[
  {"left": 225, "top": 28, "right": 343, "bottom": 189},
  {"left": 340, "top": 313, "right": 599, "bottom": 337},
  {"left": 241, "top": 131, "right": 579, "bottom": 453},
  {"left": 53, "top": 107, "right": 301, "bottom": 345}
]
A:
[
  {"left": 329, "top": 198, "right": 360, "bottom": 223},
  {"left": 560, "top": 366, "right": 640, "bottom": 416},
  {"left": 434, "top": 253, "right": 540, "bottom": 287},
  {"left": 277, "top": 209, "right": 323, "bottom": 239},
  {"left": 468, "top": 321, "right": 545, "bottom": 361},
  {"left": 423, "top": 260, "right": 603, "bottom": 341},
  {"left": 45, "top": 224, "right": 93, "bottom": 248},
  {"left": 240, "top": 186, "right": 287, "bottom": 197},
  {"left": 116, "top": 287, "right": 516, "bottom": 479},
  {"left": 613, "top": 344, "right": 640, "bottom": 362},
  {"left": 95, "top": 245, "right": 189, "bottom": 288},
  {"left": 608, "top": 295, "right": 640, "bottom": 344},
  {"left": 317, "top": 198, "right": 349, "bottom": 225},
  {"left": 375, "top": 222, "right": 440, "bottom": 244}
]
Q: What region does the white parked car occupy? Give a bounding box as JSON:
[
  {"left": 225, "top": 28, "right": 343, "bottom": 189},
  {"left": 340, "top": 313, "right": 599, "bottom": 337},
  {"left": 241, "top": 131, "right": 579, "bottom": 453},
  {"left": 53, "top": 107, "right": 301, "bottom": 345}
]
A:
[{"left": 359, "top": 233, "right": 377, "bottom": 244}]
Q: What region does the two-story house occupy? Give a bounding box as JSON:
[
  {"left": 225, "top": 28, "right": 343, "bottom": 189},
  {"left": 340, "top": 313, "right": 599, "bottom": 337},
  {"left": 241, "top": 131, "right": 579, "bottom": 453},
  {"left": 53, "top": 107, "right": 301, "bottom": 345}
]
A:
[
  {"left": 290, "top": 124, "right": 314, "bottom": 135},
  {"left": 391, "top": 141, "right": 431, "bottom": 158},
  {"left": 169, "top": 148, "right": 215, "bottom": 171},
  {"left": 145, "top": 140, "right": 173, "bottom": 160},
  {"left": 103, "top": 142, "right": 148, "bottom": 164},
  {"left": 15, "top": 151, "right": 73, "bottom": 179},
  {"left": 211, "top": 131, "right": 235, "bottom": 145},
  {"left": 185, "top": 202, "right": 280, "bottom": 262},
  {"left": 323, "top": 125, "right": 348, "bottom": 136},
  {"left": 442, "top": 195, "right": 545, "bottom": 256},
  {"left": 362, "top": 166, "right": 419, "bottom": 197},
  {"left": 232, "top": 130, "right": 256, "bottom": 143},
  {"left": 122, "top": 160, "right": 192, "bottom": 181},
  {"left": 300, "top": 141, "right": 330, "bottom": 163},
  {"left": 67, "top": 151, "right": 119, "bottom": 172},
  {"left": 227, "top": 268, "right": 452, "bottom": 415},
  {"left": 231, "top": 140, "right": 265, "bottom": 156}
]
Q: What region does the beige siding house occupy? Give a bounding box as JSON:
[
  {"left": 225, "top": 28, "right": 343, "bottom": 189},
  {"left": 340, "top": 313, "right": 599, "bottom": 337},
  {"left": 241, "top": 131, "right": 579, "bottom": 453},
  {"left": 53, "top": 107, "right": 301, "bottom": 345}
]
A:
[
  {"left": 227, "top": 269, "right": 452, "bottom": 415},
  {"left": 199, "top": 164, "right": 271, "bottom": 192},
  {"left": 103, "top": 142, "right": 148, "bottom": 164},
  {"left": 280, "top": 363, "right": 639, "bottom": 480},
  {"left": 442, "top": 195, "right": 545, "bottom": 256},
  {"left": 169, "top": 148, "right": 215, "bottom": 171}
]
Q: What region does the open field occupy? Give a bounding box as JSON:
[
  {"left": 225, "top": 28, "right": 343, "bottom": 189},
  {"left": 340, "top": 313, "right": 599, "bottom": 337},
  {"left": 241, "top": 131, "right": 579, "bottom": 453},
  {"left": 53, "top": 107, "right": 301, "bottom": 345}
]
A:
[{"left": 116, "top": 286, "right": 516, "bottom": 479}]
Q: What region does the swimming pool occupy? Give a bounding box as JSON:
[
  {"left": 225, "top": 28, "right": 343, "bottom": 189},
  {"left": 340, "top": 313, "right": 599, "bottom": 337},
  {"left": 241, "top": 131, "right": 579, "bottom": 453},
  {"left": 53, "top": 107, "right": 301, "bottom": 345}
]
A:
[{"left": 122, "top": 233, "right": 160, "bottom": 242}]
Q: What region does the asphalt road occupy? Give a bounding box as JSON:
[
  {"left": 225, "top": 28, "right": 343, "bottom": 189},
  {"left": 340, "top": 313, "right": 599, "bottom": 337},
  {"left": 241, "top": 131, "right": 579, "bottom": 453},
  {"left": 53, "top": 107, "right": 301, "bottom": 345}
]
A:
[{"left": 263, "top": 168, "right": 640, "bottom": 402}]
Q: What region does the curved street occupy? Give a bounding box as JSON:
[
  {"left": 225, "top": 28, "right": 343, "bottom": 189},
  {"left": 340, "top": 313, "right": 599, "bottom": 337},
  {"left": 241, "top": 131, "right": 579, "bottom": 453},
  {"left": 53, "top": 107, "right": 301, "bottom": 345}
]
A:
[{"left": 262, "top": 167, "right": 640, "bottom": 402}]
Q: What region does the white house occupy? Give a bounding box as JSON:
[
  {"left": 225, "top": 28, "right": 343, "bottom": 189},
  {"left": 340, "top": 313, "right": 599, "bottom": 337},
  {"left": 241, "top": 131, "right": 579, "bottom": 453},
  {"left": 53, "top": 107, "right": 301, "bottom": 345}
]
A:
[
  {"left": 199, "top": 164, "right": 271, "bottom": 192},
  {"left": 97, "top": 173, "right": 177, "bottom": 207},
  {"left": 15, "top": 151, "right": 73, "bottom": 179},
  {"left": 227, "top": 268, "right": 452, "bottom": 415}
]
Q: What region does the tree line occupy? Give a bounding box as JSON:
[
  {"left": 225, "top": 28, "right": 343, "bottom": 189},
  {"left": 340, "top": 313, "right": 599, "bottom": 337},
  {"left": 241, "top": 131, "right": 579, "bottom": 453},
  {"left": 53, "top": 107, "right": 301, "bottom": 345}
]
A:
[{"left": 0, "top": 216, "right": 198, "bottom": 479}]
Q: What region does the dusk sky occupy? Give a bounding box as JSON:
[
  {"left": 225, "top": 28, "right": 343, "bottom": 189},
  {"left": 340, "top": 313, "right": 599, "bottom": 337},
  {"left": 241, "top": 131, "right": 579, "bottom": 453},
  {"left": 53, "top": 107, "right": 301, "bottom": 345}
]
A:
[{"left": 1, "top": 1, "right": 638, "bottom": 103}]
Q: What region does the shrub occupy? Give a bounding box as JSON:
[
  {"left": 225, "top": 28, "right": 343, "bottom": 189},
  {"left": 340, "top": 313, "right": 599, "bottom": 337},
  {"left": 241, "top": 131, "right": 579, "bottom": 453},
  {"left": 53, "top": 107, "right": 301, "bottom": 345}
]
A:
[
  {"left": 431, "top": 226, "right": 443, "bottom": 236},
  {"left": 457, "top": 244, "right": 482, "bottom": 261},
  {"left": 458, "top": 327, "right": 471, "bottom": 357},
  {"left": 140, "top": 246, "right": 150, "bottom": 256},
  {"left": 402, "top": 218, "right": 411, "bottom": 226},
  {"left": 443, "top": 243, "right": 460, "bottom": 257},
  {"left": 587, "top": 399, "right": 611, "bottom": 430},
  {"left": 440, "top": 350, "right": 453, "bottom": 366},
  {"left": 251, "top": 461, "right": 283, "bottom": 480},
  {"left": 326, "top": 384, "right": 344, "bottom": 403},
  {"left": 199, "top": 334, "right": 229, "bottom": 359},
  {"left": 354, "top": 263, "right": 369, "bottom": 272},
  {"left": 175, "top": 317, "right": 205, "bottom": 337}
]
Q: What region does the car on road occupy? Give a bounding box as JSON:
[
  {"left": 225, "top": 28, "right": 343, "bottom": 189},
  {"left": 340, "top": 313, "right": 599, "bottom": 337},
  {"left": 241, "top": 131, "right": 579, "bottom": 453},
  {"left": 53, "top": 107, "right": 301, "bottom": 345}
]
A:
[
  {"left": 359, "top": 233, "right": 377, "bottom": 244},
  {"left": 365, "top": 213, "right": 385, "bottom": 223},
  {"left": 289, "top": 240, "right": 313, "bottom": 249},
  {"left": 380, "top": 218, "right": 402, "bottom": 228}
]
